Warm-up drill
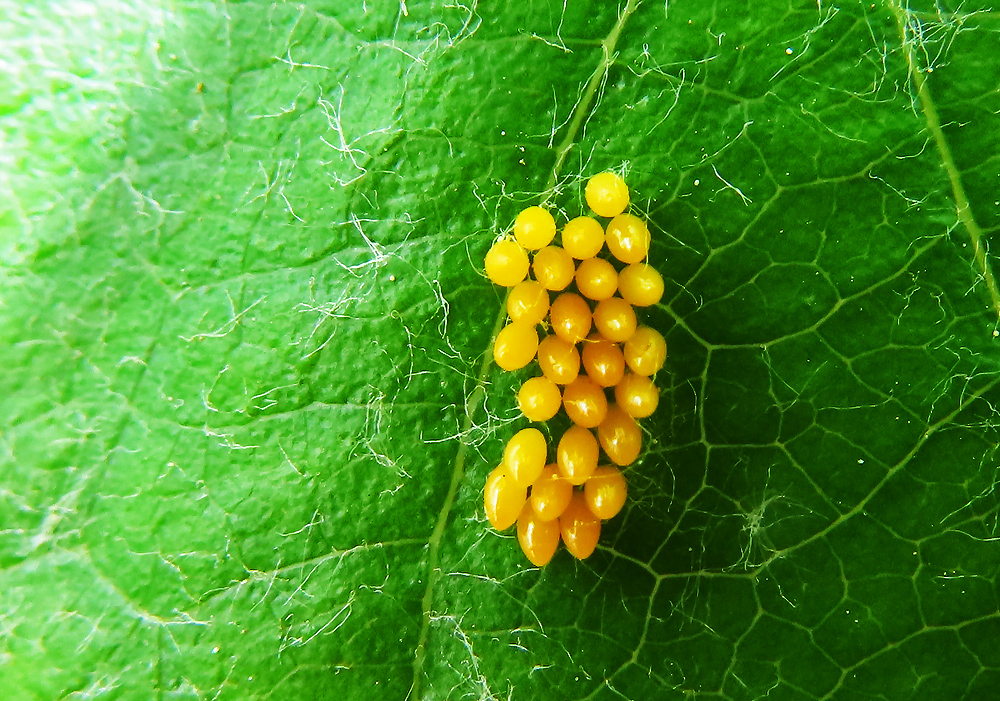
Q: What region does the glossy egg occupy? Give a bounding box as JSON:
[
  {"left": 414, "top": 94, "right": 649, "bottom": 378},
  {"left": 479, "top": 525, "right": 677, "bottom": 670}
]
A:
[
  {"left": 537, "top": 334, "right": 581, "bottom": 385},
  {"left": 580, "top": 334, "right": 626, "bottom": 387},
  {"left": 593, "top": 297, "right": 637, "bottom": 343},
  {"left": 597, "top": 404, "right": 642, "bottom": 466},
  {"left": 556, "top": 425, "right": 599, "bottom": 485},
  {"left": 533, "top": 245, "right": 576, "bottom": 291},
  {"left": 560, "top": 492, "right": 601, "bottom": 559},
  {"left": 614, "top": 373, "right": 659, "bottom": 418},
  {"left": 517, "top": 502, "right": 561, "bottom": 566},
  {"left": 605, "top": 214, "right": 650, "bottom": 264},
  {"left": 561, "top": 215, "right": 605, "bottom": 259},
  {"left": 584, "top": 465, "right": 628, "bottom": 520},
  {"left": 585, "top": 172, "right": 629, "bottom": 218},
  {"left": 575, "top": 257, "right": 618, "bottom": 301},
  {"left": 493, "top": 321, "right": 539, "bottom": 371},
  {"left": 562, "top": 375, "right": 609, "bottom": 428},
  {"left": 503, "top": 427, "right": 547, "bottom": 487},
  {"left": 513, "top": 206, "right": 556, "bottom": 250},
  {"left": 529, "top": 465, "right": 573, "bottom": 522},
  {"left": 517, "top": 376, "right": 562, "bottom": 422},
  {"left": 484, "top": 464, "right": 527, "bottom": 530},
  {"left": 506, "top": 280, "right": 549, "bottom": 325},
  {"left": 485, "top": 239, "right": 530, "bottom": 286},
  {"left": 623, "top": 326, "right": 667, "bottom": 376},
  {"left": 617, "top": 263, "right": 664, "bottom": 307},
  {"left": 549, "top": 292, "right": 593, "bottom": 345}
]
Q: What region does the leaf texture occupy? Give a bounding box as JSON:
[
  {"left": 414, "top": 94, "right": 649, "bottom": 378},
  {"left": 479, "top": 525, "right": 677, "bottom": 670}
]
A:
[{"left": 2, "top": 0, "right": 999, "bottom": 699}]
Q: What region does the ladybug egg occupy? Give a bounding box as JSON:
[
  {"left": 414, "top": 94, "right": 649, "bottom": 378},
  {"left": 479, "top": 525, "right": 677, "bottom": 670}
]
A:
[
  {"left": 493, "top": 321, "right": 539, "bottom": 371},
  {"left": 575, "top": 257, "right": 618, "bottom": 301},
  {"left": 517, "top": 376, "right": 562, "bottom": 422},
  {"left": 556, "top": 425, "right": 600, "bottom": 485},
  {"left": 583, "top": 465, "right": 628, "bottom": 520},
  {"left": 503, "top": 427, "right": 548, "bottom": 488},
  {"left": 549, "top": 292, "right": 593, "bottom": 345},
  {"left": 532, "top": 245, "right": 576, "bottom": 291},
  {"left": 537, "top": 335, "right": 581, "bottom": 385},
  {"left": 517, "top": 502, "right": 561, "bottom": 566},
  {"left": 513, "top": 206, "right": 557, "bottom": 250},
  {"left": 585, "top": 172, "right": 629, "bottom": 218},
  {"left": 562, "top": 375, "right": 609, "bottom": 428},
  {"left": 484, "top": 464, "right": 527, "bottom": 530},
  {"left": 617, "top": 263, "right": 664, "bottom": 307},
  {"left": 559, "top": 492, "right": 601, "bottom": 559},
  {"left": 614, "top": 373, "right": 659, "bottom": 418},
  {"left": 605, "top": 214, "right": 650, "bottom": 265},
  {"left": 507, "top": 280, "right": 550, "bottom": 325},
  {"left": 485, "top": 239, "right": 530, "bottom": 286},
  {"left": 561, "top": 216, "right": 606, "bottom": 259},
  {"left": 529, "top": 465, "right": 573, "bottom": 522},
  {"left": 580, "top": 334, "right": 626, "bottom": 387},
  {"left": 597, "top": 404, "right": 642, "bottom": 466},
  {"left": 592, "top": 297, "right": 637, "bottom": 343},
  {"left": 623, "top": 326, "right": 667, "bottom": 376}
]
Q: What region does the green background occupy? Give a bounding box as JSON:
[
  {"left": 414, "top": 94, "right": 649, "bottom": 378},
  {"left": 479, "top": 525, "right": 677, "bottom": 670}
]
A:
[{"left": 3, "top": 0, "right": 1000, "bottom": 698}]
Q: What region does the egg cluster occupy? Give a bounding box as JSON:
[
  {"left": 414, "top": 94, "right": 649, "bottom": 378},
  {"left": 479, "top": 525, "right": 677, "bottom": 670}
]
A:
[{"left": 483, "top": 172, "right": 667, "bottom": 567}]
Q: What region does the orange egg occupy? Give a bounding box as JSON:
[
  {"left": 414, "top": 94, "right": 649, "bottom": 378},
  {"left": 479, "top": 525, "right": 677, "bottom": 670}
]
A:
[
  {"left": 605, "top": 213, "right": 650, "bottom": 264},
  {"left": 580, "top": 334, "right": 626, "bottom": 387},
  {"left": 614, "top": 373, "right": 659, "bottom": 418},
  {"left": 517, "top": 502, "right": 561, "bottom": 566},
  {"left": 597, "top": 404, "right": 642, "bottom": 466},
  {"left": 556, "top": 425, "right": 599, "bottom": 485},
  {"left": 584, "top": 466, "right": 628, "bottom": 520},
  {"left": 493, "top": 321, "right": 539, "bottom": 371},
  {"left": 503, "top": 428, "right": 547, "bottom": 488},
  {"left": 517, "top": 376, "right": 562, "bottom": 422},
  {"left": 562, "top": 375, "right": 609, "bottom": 428},
  {"left": 592, "top": 297, "right": 637, "bottom": 343},
  {"left": 529, "top": 465, "right": 573, "bottom": 522},
  {"left": 484, "top": 464, "right": 527, "bottom": 530},
  {"left": 559, "top": 492, "right": 601, "bottom": 559},
  {"left": 537, "top": 335, "right": 581, "bottom": 385},
  {"left": 623, "top": 326, "right": 667, "bottom": 376},
  {"left": 549, "top": 292, "right": 593, "bottom": 345},
  {"left": 506, "top": 280, "right": 550, "bottom": 325},
  {"left": 575, "top": 257, "right": 618, "bottom": 301}
]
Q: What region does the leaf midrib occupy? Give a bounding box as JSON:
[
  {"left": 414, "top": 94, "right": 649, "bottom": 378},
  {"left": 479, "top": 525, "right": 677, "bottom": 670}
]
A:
[
  {"left": 405, "top": 2, "right": 642, "bottom": 698},
  {"left": 886, "top": 0, "right": 1000, "bottom": 324}
]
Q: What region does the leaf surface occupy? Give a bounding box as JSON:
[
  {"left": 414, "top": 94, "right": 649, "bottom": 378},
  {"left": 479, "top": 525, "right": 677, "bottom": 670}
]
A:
[{"left": 2, "top": 0, "right": 1000, "bottom": 699}]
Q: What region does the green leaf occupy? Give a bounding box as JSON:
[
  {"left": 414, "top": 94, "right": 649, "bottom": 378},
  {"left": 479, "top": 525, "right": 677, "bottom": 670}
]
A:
[{"left": 3, "top": 0, "right": 1000, "bottom": 699}]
